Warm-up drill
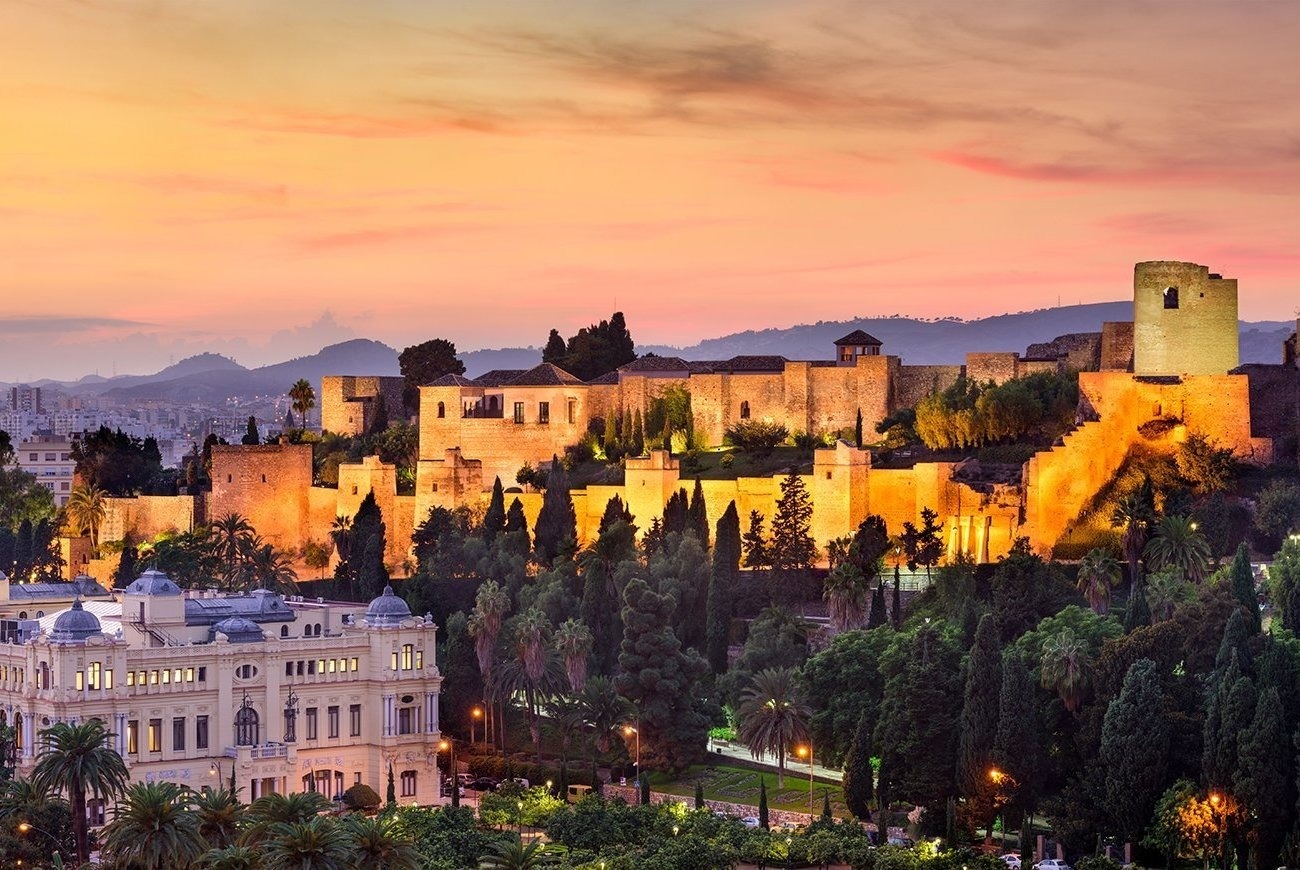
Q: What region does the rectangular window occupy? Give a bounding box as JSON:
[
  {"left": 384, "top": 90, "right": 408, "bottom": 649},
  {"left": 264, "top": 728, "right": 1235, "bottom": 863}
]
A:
[
  {"left": 415, "top": 650, "right": 423, "bottom": 670},
  {"left": 138, "top": 670, "right": 147, "bottom": 686},
  {"left": 105, "top": 669, "right": 113, "bottom": 690},
  {"left": 538, "top": 401, "right": 549, "bottom": 424},
  {"left": 349, "top": 704, "right": 361, "bottom": 737},
  {"left": 327, "top": 659, "right": 336, "bottom": 674},
  {"left": 75, "top": 671, "right": 84, "bottom": 691},
  {"left": 317, "top": 659, "right": 325, "bottom": 675},
  {"left": 87, "top": 663, "right": 100, "bottom": 690},
  {"left": 149, "top": 670, "right": 158, "bottom": 685},
  {"left": 148, "top": 719, "right": 162, "bottom": 753},
  {"left": 126, "top": 671, "right": 135, "bottom": 687},
  {"left": 350, "top": 657, "right": 359, "bottom": 672},
  {"left": 161, "top": 669, "right": 169, "bottom": 684},
  {"left": 172, "top": 717, "right": 185, "bottom": 751},
  {"left": 567, "top": 398, "right": 576, "bottom": 424},
  {"left": 127, "top": 720, "right": 139, "bottom": 755},
  {"left": 400, "top": 770, "right": 417, "bottom": 797},
  {"left": 186, "top": 668, "right": 194, "bottom": 682},
  {"left": 297, "top": 661, "right": 305, "bottom": 676},
  {"left": 328, "top": 706, "right": 339, "bottom": 739},
  {"left": 307, "top": 660, "right": 315, "bottom": 675},
  {"left": 306, "top": 707, "right": 318, "bottom": 741},
  {"left": 391, "top": 652, "right": 398, "bottom": 672},
  {"left": 336, "top": 658, "right": 346, "bottom": 672},
  {"left": 173, "top": 668, "right": 182, "bottom": 684},
  {"left": 286, "top": 662, "right": 294, "bottom": 677},
  {"left": 397, "top": 707, "right": 414, "bottom": 735},
  {"left": 513, "top": 402, "right": 524, "bottom": 424},
  {"left": 401, "top": 644, "right": 413, "bottom": 670},
  {"left": 196, "top": 716, "right": 209, "bottom": 750},
  {"left": 197, "top": 667, "right": 206, "bottom": 682}
]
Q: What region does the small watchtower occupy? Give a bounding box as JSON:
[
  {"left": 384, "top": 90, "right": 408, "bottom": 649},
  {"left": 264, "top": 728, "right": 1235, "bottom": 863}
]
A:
[
  {"left": 834, "top": 330, "right": 883, "bottom": 366},
  {"left": 1132, "top": 261, "right": 1239, "bottom": 376}
]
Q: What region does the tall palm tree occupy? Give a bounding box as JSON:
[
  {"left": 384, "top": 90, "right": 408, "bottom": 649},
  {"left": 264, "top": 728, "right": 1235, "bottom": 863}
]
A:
[
  {"left": 1145, "top": 565, "right": 1194, "bottom": 622},
  {"left": 495, "top": 610, "right": 564, "bottom": 763},
  {"left": 577, "top": 675, "right": 631, "bottom": 763},
  {"left": 1144, "top": 515, "right": 1211, "bottom": 584},
  {"left": 822, "top": 562, "right": 869, "bottom": 633},
  {"left": 329, "top": 515, "right": 353, "bottom": 564},
  {"left": 477, "top": 836, "right": 566, "bottom": 869},
  {"left": 1039, "top": 628, "right": 1090, "bottom": 713},
  {"left": 1111, "top": 489, "right": 1154, "bottom": 587},
  {"left": 344, "top": 813, "right": 423, "bottom": 869},
  {"left": 65, "top": 484, "right": 107, "bottom": 554},
  {"left": 736, "top": 667, "right": 811, "bottom": 788},
  {"left": 553, "top": 618, "right": 593, "bottom": 694},
  {"left": 31, "top": 718, "right": 130, "bottom": 865},
  {"left": 197, "top": 845, "right": 261, "bottom": 869},
  {"left": 193, "top": 785, "right": 243, "bottom": 849},
  {"left": 210, "top": 513, "right": 256, "bottom": 588},
  {"left": 1077, "top": 547, "right": 1122, "bottom": 615},
  {"left": 469, "top": 579, "right": 512, "bottom": 746},
  {"left": 289, "top": 379, "right": 316, "bottom": 429},
  {"left": 262, "top": 816, "right": 353, "bottom": 870},
  {"left": 101, "top": 780, "right": 206, "bottom": 870},
  {"left": 241, "top": 541, "right": 299, "bottom": 595}
]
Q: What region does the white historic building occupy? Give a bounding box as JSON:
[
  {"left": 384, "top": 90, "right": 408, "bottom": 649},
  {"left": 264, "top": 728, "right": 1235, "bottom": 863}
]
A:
[{"left": 0, "top": 571, "right": 443, "bottom": 820}]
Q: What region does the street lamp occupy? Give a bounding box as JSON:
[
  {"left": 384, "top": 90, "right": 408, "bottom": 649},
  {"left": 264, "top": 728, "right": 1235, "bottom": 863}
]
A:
[
  {"left": 622, "top": 722, "right": 640, "bottom": 782},
  {"left": 988, "top": 767, "right": 1019, "bottom": 849},
  {"left": 17, "top": 819, "right": 63, "bottom": 864},
  {"left": 439, "top": 738, "right": 459, "bottom": 808},
  {"left": 797, "top": 743, "right": 815, "bottom": 820},
  {"left": 1209, "top": 793, "right": 1226, "bottom": 870},
  {"left": 210, "top": 759, "right": 235, "bottom": 794},
  {"left": 472, "top": 706, "right": 483, "bottom": 747}
]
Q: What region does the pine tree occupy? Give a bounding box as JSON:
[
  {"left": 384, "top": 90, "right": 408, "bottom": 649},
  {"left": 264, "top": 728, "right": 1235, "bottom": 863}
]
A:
[
  {"left": 694, "top": 781, "right": 705, "bottom": 810},
  {"left": 534, "top": 456, "right": 576, "bottom": 567},
  {"left": 1228, "top": 542, "right": 1261, "bottom": 633},
  {"left": 842, "top": 708, "right": 874, "bottom": 819},
  {"left": 771, "top": 473, "right": 816, "bottom": 579},
  {"left": 706, "top": 502, "right": 741, "bottom": 674},
  {"left": 1235, "top": 686, "right": 1288, "bottom": 870},
  {"left": 483, "top": 477, "right": 506, "bottom": 542},
  {"left": 957, "top": 615, "right": 1002, "bottom": 796},
  {"left": 689, "top": 479, "right": 709, "bottom": 548},
  {"left": 758, "top": 779, "right": 769, "bottom": 829},
  {"left": 742, "top": 511, "right": 770, "bottom": 569},
  {"left": 241, "top": 416, "right": 259, "bottom": 445},
  {"left": 1101, "top": 658, "right": 1171, "bottom": 845},
  {"left": 598, "top": 495, "right": 632, "bottom": 534}
]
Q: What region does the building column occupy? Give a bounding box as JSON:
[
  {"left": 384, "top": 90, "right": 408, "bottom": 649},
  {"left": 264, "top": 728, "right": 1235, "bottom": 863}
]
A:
[
  {"left": 382, "top": 695, "right": 394, "bottom": 736},
  {"left": 425, "top": 692, "right": 437, "bottom": 734}
]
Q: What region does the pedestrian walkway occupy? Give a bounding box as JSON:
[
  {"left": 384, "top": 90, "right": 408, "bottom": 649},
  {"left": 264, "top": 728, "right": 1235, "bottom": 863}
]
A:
[{"left": 705, "top": 738, "right": 843, "bottom": 783}]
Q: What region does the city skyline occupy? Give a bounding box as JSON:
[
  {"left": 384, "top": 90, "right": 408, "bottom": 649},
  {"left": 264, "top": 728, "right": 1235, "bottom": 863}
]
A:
[{"left": 5, "top": 0, "right": 1300, "bottom": 381}]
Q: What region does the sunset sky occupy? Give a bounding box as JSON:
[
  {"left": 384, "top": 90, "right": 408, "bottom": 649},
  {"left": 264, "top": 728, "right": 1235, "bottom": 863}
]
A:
[{"left": 4, "top": 0, "right": 1300, "bottom": 381}]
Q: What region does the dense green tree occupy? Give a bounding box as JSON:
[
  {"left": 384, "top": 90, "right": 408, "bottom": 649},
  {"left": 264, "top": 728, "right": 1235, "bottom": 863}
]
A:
[
  {"left": 70, "top": 426, "right": 166, "bottom": 496},
  {"left": 615, "top": 577, "right": 710, "bottom": 771},
  {"left": 534, "top": 456, "right": 576, "bottom": 567},
  {"left": 543, "top": 312, "right": 635, "bottom": 381},
  {"left": 1266, "top": 536, "right": 1300, "bottom": 631},
  {"left": 542, "top": 329, "right": 567, "bottom": 364},
  {"left": 771, "top": 472, "right": 816, "bottom": 594},
  {"left": 706, "top": 501, "right": 741, "bottom": 674},
  {"left": 993, "top": 654, "right": 1043, "bottom": 826},
  {"left": 1234, "top": 686, "right": 1287, "bottom": 870},
  {"left": 868, "top": 584, "right": 888, "bottom": 629},
  {"left": 742, "top": 510, "right": 770, "bottom": 569},
  {"left": 1100, "top": 658, "right": 1170, "bottom": 845},
  {"left": 0, "top": 464, "right": 55, "bottom": 530},
  {"left": 399, "top": 337, "right": 465, "bottom": 415},
  {"left": 1254, "top": 480, "right": 1300, "bottom": 551},
  {"left": 1124, "top": 576, "right": 1151, "bottom": 631},
  {"left": 1226, "top": 542, "right": 1260, "bottom": 633},
  {"left": 483, "top": 477, "right": 506, "bottom": 542},
  {"left": 724, "top": 420, "right": 789, "bottom": 457},
  {"left": 31, "top": 719, "right": 130, "bottom": 865},
  {"left": 842, "top": 707, "right": 875, "bottom": 819},
  {"left": 957, "top": 616, "right": 1002, "bottom": 796},
  {"left": 901, "top": 507, "right": 944, "bottom": 580},
  {"left": 802, "top": 628, "right": 888, "bottom": 766},
  {"left": 989, "top": 546, "right": 1077, "bottom": 643},
  {"left": 579, "top": 518, "right": 636, "bottom": 671}
]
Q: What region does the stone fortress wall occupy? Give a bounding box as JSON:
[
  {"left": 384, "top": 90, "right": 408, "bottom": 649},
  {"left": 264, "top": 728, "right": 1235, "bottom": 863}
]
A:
[
  {"left": 99, "top": 261, "right": 1294, "bottom": 575},
  {"left": 320, "top": 375, "right": 405, "bottom": 436}
]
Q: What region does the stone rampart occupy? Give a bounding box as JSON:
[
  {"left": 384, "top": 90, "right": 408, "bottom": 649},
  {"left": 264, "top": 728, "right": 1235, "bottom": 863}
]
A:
[
  {"left": 1025, "top": 332, "right": 1102, "bottom": 371},
  {"left": 1100, "top": 322, "right": 1135, "bottom": 372},
  {"left": 966, "top": 352, "right": 1021, "bottom": 385},
  {"left": 894, "top": 364, "right": 963, "bottom": 410},
  {"left": 209, "top": 444, "right": 313, "bottom": 555},
  {"left": 101, "top": 495, "right": 196, "bottom": 545}
]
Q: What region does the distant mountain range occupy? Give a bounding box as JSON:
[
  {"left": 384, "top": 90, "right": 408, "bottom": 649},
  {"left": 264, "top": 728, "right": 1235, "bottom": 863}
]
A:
[{"left": 6, "top": 304, "right": 1294, "bottom": 401}]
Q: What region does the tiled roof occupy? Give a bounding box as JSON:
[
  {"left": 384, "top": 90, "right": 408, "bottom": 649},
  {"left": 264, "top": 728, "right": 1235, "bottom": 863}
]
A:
[
  {"left": 508, "top": 363, "right": 585, "bottom": 386},
  {"left": 586, "top": 371, "right": 620, "bottom": 385},
  {"left": 619, "top": 356, "right": 692, "bottom": 373},
  {"left": 427, "top": 374, "right": 479, "bottom": 387},
  {"left": 834, "top": 329, "right": 883, "bottom": 346},
  {"left": 717, "top": 355, "right": 789, "bottom": 373},
  {"left": 474, "top": 369, "right": 526, "bottom": 387}
]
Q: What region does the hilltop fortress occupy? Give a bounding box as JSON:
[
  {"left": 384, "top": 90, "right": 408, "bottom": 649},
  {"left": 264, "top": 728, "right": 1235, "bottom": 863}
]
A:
[{"left": 92, "top": 262, "right": 1300, "bottom": 579}]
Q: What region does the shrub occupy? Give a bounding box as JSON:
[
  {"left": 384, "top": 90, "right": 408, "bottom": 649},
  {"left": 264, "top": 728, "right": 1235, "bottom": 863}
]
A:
[
  {"left": 341, "top": 783, "right": 381, "bottom": 810},
  {"left": 724, "top": 421, "right": 789, "bottom": 457}
]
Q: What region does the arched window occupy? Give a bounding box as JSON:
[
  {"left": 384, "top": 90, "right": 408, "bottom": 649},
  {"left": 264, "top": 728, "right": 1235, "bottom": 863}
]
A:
[
  {"left": 281, "top": 625, "right": 290, "bottom": 638},
  {"left": 38, "top": 663, "right": 50, "bottom": 690},
  {"left": 235, "top": 704, "right": 259, "bottom": 746},
  {"left": 17, "top": 612, "right": 26, "bottom": 620},
  {"left": 740, "top": 401, "right": 750, "bottom": 420},
  {"left": 437, "top": 401, "right": 445, "bottom": 419},
  {"left": 1163, "top": 286, "right": 1179, "bottom": 309}
]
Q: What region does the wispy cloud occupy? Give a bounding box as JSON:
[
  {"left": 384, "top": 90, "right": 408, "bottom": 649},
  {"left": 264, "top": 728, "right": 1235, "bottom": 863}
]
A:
[{"left": 0, "top": 316, "right": 152, "bottom": 335}]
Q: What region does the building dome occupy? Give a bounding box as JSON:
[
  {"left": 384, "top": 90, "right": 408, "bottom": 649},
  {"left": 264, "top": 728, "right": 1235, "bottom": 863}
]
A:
[
  {"left": 210, "top": 616, "right": 264, "bottom": 643},
  {"left": 49, "top": 597, "right": 102, "bottom": 642},
  {"left": 125, "top": 569, "right": 182, "bottom": 596},
  {"left": 365, "top": 586, "right": 411, "bottom": 627}
]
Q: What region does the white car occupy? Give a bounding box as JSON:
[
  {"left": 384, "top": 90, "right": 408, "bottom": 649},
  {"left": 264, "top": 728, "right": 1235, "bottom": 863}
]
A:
[
  {"left": 1034, "top": 860, "right": 1071, "bottom": 870},
  {"left": 1000, "top": 855, "right": 1022, "bottom": 870},
  {"left": 740, "top": 816, "right": 761, "bottom": 828}
]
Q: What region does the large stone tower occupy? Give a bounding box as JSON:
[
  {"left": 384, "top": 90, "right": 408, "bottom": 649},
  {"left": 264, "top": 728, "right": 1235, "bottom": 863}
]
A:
[{"left": 1133, "top": 261, "right": 1239, "bottom": 376}]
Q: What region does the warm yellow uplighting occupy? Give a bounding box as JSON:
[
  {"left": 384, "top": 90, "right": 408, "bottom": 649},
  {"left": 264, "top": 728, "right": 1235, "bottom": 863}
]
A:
[
  {"left": 989, "top": 768, "right": 1005, "bottom": 784},
  {"left": 1210, "top": 792, "right": 1221, "bottom": 806},
  {"left": 797, "top": 745, "right": 810, "bottom": 759},
  {"left": 439, "top": 739, "right": 450, "bottom": 751},
  {"left": 473, "top": 707, "right": 483, "bottom": 719},
  {"left": 17, "top": 821, "right": 31, "bottom": 834}
]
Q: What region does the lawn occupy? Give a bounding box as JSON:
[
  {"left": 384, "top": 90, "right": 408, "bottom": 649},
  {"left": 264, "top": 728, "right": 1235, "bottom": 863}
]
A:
[{"left": 648, "top": 761, "right": 847, "bottom": 817}]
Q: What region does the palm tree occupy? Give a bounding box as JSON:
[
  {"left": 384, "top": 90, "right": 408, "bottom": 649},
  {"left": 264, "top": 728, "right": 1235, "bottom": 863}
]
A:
[
  {"left": 736, "top": 667, "right": 811, "bottom": 787},
  {"left": 822, "top": 562, "right": 870, "bottom": 632},
  {"left": 469, "top": 579, "right": 512, "bottom": 746},
  {"left": 1039, "top": 628, "right": 1090, "bottom": 713},
  {"left": 1145, "top": 565, "right": 1194, "bottom": 622},
  {"left": 495, "top": 610, "right": 563, "bottom": 762},
  {"left": 241, "top": 541, "right": 299, "bottom": 595},
  {"left": 241, "top": 791, "right": 332, "bottom": 845},
  {"left": 1111, "top": 489, "right": 1154, "bottom": 587},
  {"left": 329, "top": 515, "right": 353, "bottom": 564},
  {"left": 262, "top": 816, "right": 352, "bottom": 870},
  {"left": 1077, "top": 547, "right": 1122, "bottom": 615},
  {"left": 477, "top": 836, "right": 566, "bottom": 869},
  {"left": 197, "top": 845, "right": 261, "bottom": 869},
  {"left": 577, "top": 675, "right": 631, "bottom": 763},
  {"left": 193, "top": 786, "right": 243, "bottom": 849},
  {"left": 101, "top": 780, "right": 206, "bottom": 870},
  {"left": 344, "top": 813, "right": 423, "bottom": 869},
  {"left": 553, "top": 618, "right": 593, "bottom": 694},
  {"left": 210, "top": 513, "right": 256, "bottom": 588},
  {"left": 289, "top": 379, "right": 316, "bottom": 429},
  {"left": 31, "top": 718, "right": 130, "bottom": 865},
  {"left": 1144, "top": 515, "right": 1211, "bottom": 584},
  {"left": 65, "top": 484, "right": 107, "bottom": 553}
]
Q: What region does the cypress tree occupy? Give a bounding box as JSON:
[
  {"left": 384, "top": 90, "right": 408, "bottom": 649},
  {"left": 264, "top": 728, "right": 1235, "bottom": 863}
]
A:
[
  {"left": 598, "top": 495, "right": 632, "bottom": 533},
  {"left": 706, "top": 502, "right": 741, "bottom": 674},
  {"left": 689, "top": 479, "right": 709, "bottom": 548},
  {"left": 483, "top": 477, "right": 506, "bottom": 542},
  {"left": 534, "top": 456, "right": 576, "bottom": 566},
  {"left": 855, "top": 408, "right": 863, "bottom": 447},
  {"left": 632, "top": 409, "right": 645, "bottom": 456},
  {"left": 603, "top": 413, "right": 618, "bottom": 457},
  {"left": 387, "top": 764, "right": 396, "bottom": 805},
  {"left": 758, "top": 779, "right": 769, "bottom": 829},
  {"left": 993, "top": 654, "right": 1041, "bottom": 824},
  {"left": 639, "top": 773, "right": 650, "bottom": 806},
  {"left": 891, "top": 569, "right": 902, "bottom": 629},
  {"left": 957, "top": 615, "right": 1003, "bottom": 796},
  {"left": 505, "top": 497, "right": 527, "bottom": 535},
  {"left": 241, "top": 415, "right": 259, "bottom": 445},
  {"left": 1216, "top": 607, "right": 1254, "bottom": 673},
  {"left": 115, "top": 546, "right": 138, "bottom": 587},
  {"left": 663, "top": 489, "right": 689, "bottom": 537},
  {"left": 867, "top": 584, "right": 888, "bottom": 630},
  {"left": 1235, "top": 686, "right": 1288, "bottom": 870},
  {"left": 1213, "top": 674, "right": 1257, "bottom": 790},
  {"left": 1229, "top": 542, "right": 1261, "bottom": 633},
  {"left": 842, "top": 708, "right": 874, "bottom": 819},
  {"left": 369, "top": 393, "right": 389, "bottom": 434},
  {"left": 1201, "top": 651, "right": 1243, "bottom": 788},
  {"left": 822, "top": 790, "right": 833, "bottom": 821},
  {"left": 694, "top": 781, "right": 705, "bottom": 810},
  {"left": 357, "top": 534, "right": 389, "bottom": 601},
  {"left": 1124, "top": 575, "right": 1151, "bottom": 632},
  {"left": 1101, "top": 659, "right": 1171, "bottom": 846}
]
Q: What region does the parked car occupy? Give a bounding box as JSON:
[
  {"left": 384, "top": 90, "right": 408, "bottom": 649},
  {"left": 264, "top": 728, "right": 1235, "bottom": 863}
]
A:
[
  {"left": 1034, "top": 860, "right": 1071, "bottom": 870},
  {"left": 740, "top": 816, "right": 761, "bottom": 828},
  {"left": 467, "top": 777, "right": 499, "bottom": 792},
  {"left": 887, "top": 836, "right": 916, "bottom": 848},
  {"left": 456, "top": 773, "right": 475, "bottom": 787},
  {"left": 1000, "top": 854, "right": 1022, "bottom": 870}
]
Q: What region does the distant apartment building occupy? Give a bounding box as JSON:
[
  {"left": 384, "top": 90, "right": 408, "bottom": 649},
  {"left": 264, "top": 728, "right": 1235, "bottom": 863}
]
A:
[
  {"left": 8, "top": 385, "right": 42, "bottom": 414},
  {"left": 14, "top": 435, "right": 76, "bottom": 506}
]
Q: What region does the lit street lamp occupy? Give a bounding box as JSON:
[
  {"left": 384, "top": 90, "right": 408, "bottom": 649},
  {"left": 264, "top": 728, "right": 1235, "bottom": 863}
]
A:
[
  {"left": 17, "top": 819, "right": 63, "bottom": 864},
  {"left": 439, "top": 738, "right": 459, "bottom": 808},
  {"left": 796, "top": 743, "right": 815, "bottom": 820},
  {"left": 988, "top": 767, "right": 1019, "bottom": 849},
  {"left": 472, "top": 706, "right": 483, "bottom": 747},
  {"left": 622, "top": 721, "right": 640, "bottom": 783}
]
